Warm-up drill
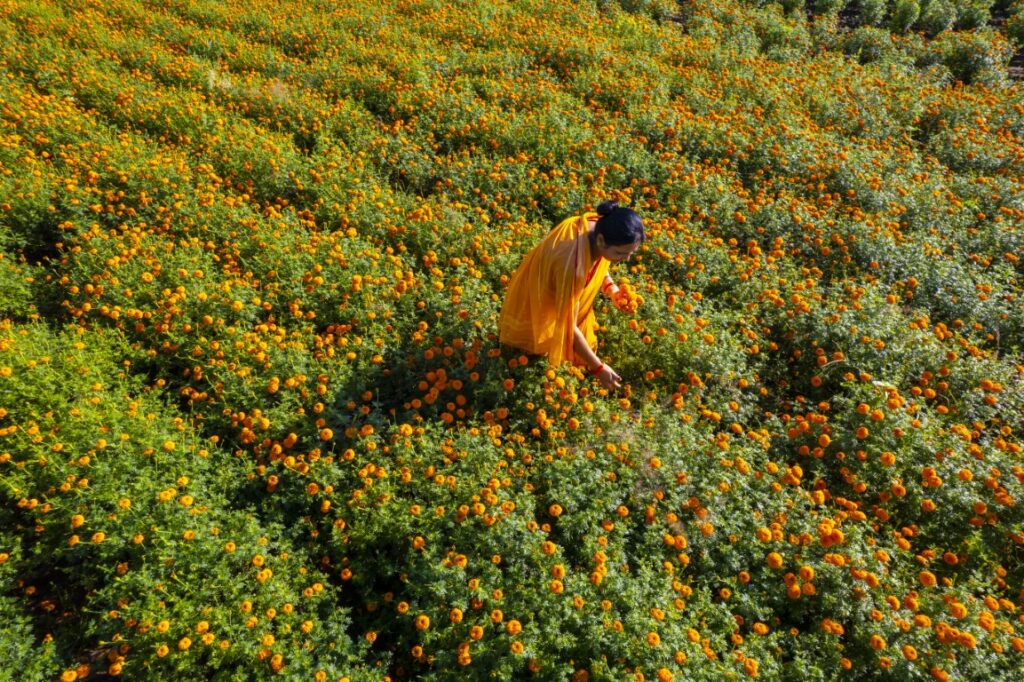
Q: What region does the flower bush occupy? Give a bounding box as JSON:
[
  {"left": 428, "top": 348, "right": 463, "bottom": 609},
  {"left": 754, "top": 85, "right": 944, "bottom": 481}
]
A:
[{"left": 1, "top": 0, "right": 1022, "bottom": 680}]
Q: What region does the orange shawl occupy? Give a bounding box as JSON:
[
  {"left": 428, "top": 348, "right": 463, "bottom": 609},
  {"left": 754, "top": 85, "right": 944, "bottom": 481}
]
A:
[{"left": 499, "top": 213, "right": 609, "bottom": 365}]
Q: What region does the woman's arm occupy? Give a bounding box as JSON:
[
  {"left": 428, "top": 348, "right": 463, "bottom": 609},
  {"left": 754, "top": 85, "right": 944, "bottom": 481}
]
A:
[
  {"left": 573, "top": 325, "right": 622, "bottom": 390},
  {"left": 572, "top": 325, "right": 602, "bottom": 371},
  {"left": 600, "top": 274, "right": 618, "bottom": 297}
]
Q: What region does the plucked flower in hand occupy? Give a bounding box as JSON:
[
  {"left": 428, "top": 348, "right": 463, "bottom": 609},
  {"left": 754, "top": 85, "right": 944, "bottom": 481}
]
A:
[{"left": 613, "top": 282, "right": 643, "bottom": 314}]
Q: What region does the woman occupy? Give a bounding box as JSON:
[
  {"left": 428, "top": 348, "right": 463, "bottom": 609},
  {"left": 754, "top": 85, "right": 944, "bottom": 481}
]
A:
[{"left": 498, "top": 200, "right": 645, "bottom": 390}]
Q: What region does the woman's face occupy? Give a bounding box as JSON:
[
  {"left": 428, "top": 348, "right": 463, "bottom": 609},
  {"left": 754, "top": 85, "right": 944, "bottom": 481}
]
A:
[{"left": 599, "top": 237, "right": 641, "bottom": 263}]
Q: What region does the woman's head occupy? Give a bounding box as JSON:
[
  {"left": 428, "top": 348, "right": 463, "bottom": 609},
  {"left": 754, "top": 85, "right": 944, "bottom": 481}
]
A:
[
  {"left": 594, "top": 200, "right": 644, "bottom": 263},
  {"left": 595, "top": 200, "right": 645, "bottom": 246}
]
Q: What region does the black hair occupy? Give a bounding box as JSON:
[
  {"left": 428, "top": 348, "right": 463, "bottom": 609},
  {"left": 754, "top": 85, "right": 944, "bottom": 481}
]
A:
[{"left": 595, "top": 200, "right": 645, "bottom": 246}]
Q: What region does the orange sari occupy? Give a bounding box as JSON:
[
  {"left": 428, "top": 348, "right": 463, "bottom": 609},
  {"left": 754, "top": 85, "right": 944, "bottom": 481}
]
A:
[{"left": 499, "top": 213, "right": 609, "bottom": 365}]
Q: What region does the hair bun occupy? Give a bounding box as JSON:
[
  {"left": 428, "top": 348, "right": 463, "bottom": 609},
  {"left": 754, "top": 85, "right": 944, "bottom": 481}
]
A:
[{"left": 596, "top": 200, "right": 619, "bottom": 217}]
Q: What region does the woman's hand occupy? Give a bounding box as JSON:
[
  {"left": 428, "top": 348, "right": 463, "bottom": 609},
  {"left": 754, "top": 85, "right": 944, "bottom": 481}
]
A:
[{"left": 595, "top": 364, "right": 623, "bottom": 391}]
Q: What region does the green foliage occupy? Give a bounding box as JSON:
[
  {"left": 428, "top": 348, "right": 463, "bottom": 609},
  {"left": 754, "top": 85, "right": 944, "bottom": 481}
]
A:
[
  {"left": 615, "top": 0, "right": 681, "bottom": 21},
  {"left": 956, "top": 0, "right": 992, "bottom": 28},
  {"left": 925, "top": 27, "right": 1015, "bottom": 84},
  {"left": 917, "top": 0, "right": 959, "bottom": 35},
  {"left": 890, "top": 0, "right": 923, "bottom": 32},
  {"left": 842, "top": 25, "right": 897, "bottom": 63},
  {"left": 860, "top": 0, "right": 889, "bottom": 25},
  {"left": 1, "top": 0, "right": 1022, "bottom": 680},
  {"left": 814, "top": 0, "right": 848, "bottom": 15},
  {"left": 1007, "top": 10, "right": 1024, "bottom": 48}
]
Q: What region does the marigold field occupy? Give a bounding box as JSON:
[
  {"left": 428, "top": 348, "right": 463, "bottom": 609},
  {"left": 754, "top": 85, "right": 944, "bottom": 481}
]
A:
[{"left": 1, "top": 0, "right": 1023, "bottom": 680}]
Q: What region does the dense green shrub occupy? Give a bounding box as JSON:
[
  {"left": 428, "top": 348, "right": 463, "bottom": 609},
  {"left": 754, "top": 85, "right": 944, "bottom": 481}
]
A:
[
  {"left": 890, "top": 0, "right": 923, "bottom": 31},
  {"left": 2, "top": 1, "right": 1022, "bottom": 680},
  {"left": 843, "top": 25, "right": 897, "bottom": 62}
]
